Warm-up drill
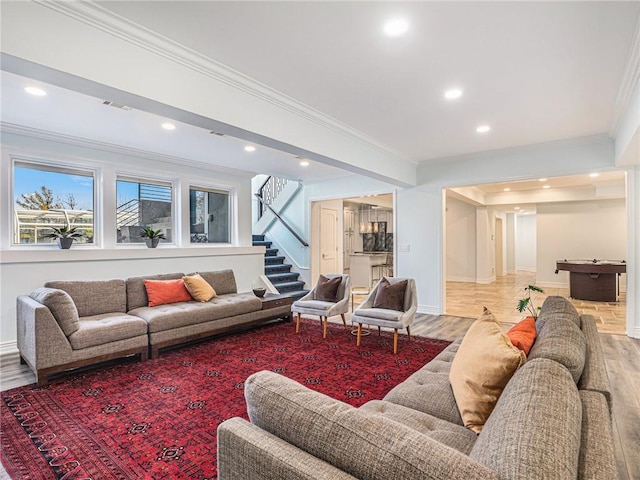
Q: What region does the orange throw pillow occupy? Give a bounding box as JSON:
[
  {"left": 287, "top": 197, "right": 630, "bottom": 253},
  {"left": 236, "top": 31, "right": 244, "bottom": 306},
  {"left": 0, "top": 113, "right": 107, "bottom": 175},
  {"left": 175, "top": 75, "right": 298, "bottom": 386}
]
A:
[
  {"left": 507, "top": 317, "right": 537, "bottom": 355},
  {"left": 144, "top": 279, "right": 193, "bottom": 307}
]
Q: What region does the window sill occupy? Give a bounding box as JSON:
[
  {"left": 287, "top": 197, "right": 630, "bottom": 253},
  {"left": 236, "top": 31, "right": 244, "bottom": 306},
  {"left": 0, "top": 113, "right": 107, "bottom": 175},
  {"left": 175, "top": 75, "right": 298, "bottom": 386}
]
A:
[{"left": 0, "top": 246, "right": 264, "bottom": 264}]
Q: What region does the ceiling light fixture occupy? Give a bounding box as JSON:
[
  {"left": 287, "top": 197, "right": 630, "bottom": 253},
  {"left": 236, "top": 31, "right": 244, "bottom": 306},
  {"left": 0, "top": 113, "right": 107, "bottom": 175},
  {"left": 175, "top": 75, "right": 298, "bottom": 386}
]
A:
[
  {"left": 538, "top": 178, "right": 548, "bottom": 182},
  {"left": 589, "top": 173, "right": 599, "bottom": 178},
  {"left": 244, "top": 145, "right": 256, "bottom": 152},
  {"left": 543, "top": 185, "right": 551, "bottom": 189},
  {"left": 161, "top": 122, "right": 176, "bottom": 130},
  {"left": 444, "top": 89, "right": 463, "bottom": 100},
  {"left": 514, "top": 207, "right": 520, "bottom": 210},
  {"left": 476, "top": 125, "right": 491, "bottom": 133},
  {"left": 25, "top": 86, "right": 47, "bottom": 96},
  {"left": 503, "top": 188, "right": 511, "bottom": 192},
  {"left": 383, "top": 18, "right": 409, "bottom": 37},
  {"left": 300, "top": 160, "right": 310, "bottom": 167}
]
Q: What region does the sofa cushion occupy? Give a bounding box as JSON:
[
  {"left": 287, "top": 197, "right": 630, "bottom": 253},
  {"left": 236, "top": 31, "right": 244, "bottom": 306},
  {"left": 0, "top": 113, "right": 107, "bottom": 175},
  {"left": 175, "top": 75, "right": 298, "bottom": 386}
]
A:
[
  {"left": 373, "top": 277, "right": 407, "bottom": 311},
  {"left": 30, "top": 287, "right": 80, "bottom": 336},
  {"left": 506, "top": 317, "right": 537, "bottom": 355},
  {"left": 68, "top": 313, "right": 148, "bottom": 350},
  {"left": 126, "top": 273, "right": 184, "bottom": 310},
  {"left": 314, "top": 275, "right": 341, "bottom": 302},
  {"left": 182, "top": 274, "right": 216, "bottom": 302},
  {"left": 190, "top": 270, "right": 237, "bottom": 296},
  {"left": 143, "top": 279, "right": 193, "bottom": 307},
  {"left": 527, "top": 317, "right": 586, "bottom": 383},
  {"left": 449, "top": 308, "right": 526, "bottom": 433},
  {"left": 360, "top": 400, "right": 478, "bottom": 454},
  {"left": 470, "top": 358, "right": 582, "bottom": 480},
  {"left": 130, "top": 293, "right": 262, "bottom": 333},
  {"left": 536, "top": 295, "right": 581, "bottom": 330},
  {"left": 245, "top": 370, "right": 498, "bottom": 480},
  {"left": 45, "top": 279, "right": 127, "bottom": 317},
  {"left": 577, "top": 390, "right": 616, "bottom": 479},
  {"left": 384, "top": 371, "right": 463, "bottom": 425}
]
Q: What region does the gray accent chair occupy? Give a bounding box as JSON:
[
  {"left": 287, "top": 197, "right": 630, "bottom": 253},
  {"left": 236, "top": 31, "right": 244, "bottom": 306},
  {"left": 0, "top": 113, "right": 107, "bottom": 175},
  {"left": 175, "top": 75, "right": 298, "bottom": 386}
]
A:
[
  {"left": 351, "top": 277, "right": 417, "bottom": 353},
  {"left": 291, "top": 274, "right": 350, "bottom": 338}
]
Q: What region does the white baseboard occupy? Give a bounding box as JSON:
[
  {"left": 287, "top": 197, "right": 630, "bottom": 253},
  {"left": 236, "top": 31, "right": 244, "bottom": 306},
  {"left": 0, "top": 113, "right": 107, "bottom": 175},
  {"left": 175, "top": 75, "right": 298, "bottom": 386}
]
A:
[
  {"left": 476, "top": 276, "right": 496, "bottom": 285},
  {"left": 446, "top": 276, "right": 476, "bottom": 283},
  {"left": 417, "top": 304, "right": 441, "bottom": 315},
  {"left": 0, "top": 341, "right": 18, "bottom": 359}
]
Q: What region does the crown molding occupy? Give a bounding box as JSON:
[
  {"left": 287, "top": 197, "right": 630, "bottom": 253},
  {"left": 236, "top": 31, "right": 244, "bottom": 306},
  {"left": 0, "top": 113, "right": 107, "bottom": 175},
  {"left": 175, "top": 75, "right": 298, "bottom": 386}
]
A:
[
  {"left": 0, "top": 122, "right": 256, "bottom": 178},
  {"left": 34, "top": 0, "right": 414, "bottom": 165},
  {"left": 611, "top": 13, "right": 640, "bottom": 137}
]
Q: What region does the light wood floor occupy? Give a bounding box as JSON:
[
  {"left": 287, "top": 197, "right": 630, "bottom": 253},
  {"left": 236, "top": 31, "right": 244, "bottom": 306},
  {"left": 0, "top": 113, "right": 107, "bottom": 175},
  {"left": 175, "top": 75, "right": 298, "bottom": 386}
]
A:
[{"left": 1, "top": 277, "right": 638, "bottom": 479}]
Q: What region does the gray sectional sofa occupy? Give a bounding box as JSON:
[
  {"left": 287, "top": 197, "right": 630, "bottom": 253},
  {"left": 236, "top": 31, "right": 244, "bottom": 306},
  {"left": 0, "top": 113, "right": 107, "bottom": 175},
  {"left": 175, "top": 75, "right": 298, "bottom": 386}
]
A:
[
  {"left": 217, "top": 296, "right": 615, "bottom": 480},
  {"left": 17, "top": 270, "right": 291, "bottom": 386}
]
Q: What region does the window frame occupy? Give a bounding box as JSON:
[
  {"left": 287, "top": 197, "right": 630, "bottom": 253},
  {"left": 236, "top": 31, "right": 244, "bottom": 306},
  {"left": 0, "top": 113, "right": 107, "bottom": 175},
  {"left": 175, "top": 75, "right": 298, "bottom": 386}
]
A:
[
  {"left": 11, "top": 156, "right": 99, "bottom": 248},
  {"left": 188, "top": 183, "right": 235, "bottom": 246},
  {"left": 115, "top": 173, "right": 178, "bottom": 247}
]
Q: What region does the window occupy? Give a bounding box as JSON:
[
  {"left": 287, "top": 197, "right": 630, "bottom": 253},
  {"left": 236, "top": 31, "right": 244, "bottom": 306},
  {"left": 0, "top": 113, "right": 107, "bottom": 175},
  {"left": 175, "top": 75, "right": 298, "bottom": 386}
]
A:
[
  {"left": 190, "top": 187, "right": 230, "bottom": 243},
  {"left": 13, "top": 161, "right": 95, "bottom": 245},
  {"left": 116, "top": 177, "right": 173, "bottom": 244}
]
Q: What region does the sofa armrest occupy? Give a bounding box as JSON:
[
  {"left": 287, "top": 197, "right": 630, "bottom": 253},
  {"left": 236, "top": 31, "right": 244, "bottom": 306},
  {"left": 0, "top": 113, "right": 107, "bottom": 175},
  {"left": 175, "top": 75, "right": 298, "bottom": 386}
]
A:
[
  {"left": 245, "top": 370, "right": 498, "bottom": 480},
  {"left": 578, "top": 314, "right": 612, "bottom": 411},
  {"left": 17, "top": 295, "right": 73, "bottom": 370},
  {"left": 217, "top": 417, "right": 358, "bottom": 480},
  {"left": 578, "top": 391, "right": 616, "bottom": 479}
]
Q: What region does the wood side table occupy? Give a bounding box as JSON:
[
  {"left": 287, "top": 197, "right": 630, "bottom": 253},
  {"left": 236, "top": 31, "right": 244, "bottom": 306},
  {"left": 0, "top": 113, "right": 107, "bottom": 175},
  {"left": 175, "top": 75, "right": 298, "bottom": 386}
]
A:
[{"left": 260, "top": 294, "right": 293, "bottom": 322}]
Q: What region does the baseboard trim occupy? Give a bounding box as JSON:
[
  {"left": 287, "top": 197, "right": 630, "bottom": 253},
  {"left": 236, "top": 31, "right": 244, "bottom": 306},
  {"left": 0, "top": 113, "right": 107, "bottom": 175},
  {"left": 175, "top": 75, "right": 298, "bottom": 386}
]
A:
[
  {"left": 446, "top": 276, "right": 476, "bottom": 283},
  {"left": 417, "top": 304, "right": 441, "bottom": 315},
  {"left": 0, "top": 341, "right": 18, "bottom": 359}
]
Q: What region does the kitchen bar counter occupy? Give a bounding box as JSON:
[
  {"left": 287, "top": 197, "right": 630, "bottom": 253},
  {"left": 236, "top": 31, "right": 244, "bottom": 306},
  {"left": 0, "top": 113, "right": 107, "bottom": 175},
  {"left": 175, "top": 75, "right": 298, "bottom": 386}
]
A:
[{"left": 350, "top": 253, "right": 388, "bottom": 288}]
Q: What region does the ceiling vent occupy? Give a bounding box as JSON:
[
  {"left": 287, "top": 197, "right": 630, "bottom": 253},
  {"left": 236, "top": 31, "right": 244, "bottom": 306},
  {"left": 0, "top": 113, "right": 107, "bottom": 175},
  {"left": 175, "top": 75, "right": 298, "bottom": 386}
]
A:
[
  {"left": 210, "top": 131, "right": 225, "bottom": 136},
  {"left": 102, "top": 100, "right": 131, "bottom": 111}
]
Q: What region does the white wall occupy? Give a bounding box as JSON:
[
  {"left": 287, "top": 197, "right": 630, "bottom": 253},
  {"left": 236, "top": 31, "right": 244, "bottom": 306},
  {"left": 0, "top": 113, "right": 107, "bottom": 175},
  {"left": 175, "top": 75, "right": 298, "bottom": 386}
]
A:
[
  {"left": 536, "top": 199, "right": 627, "bottom": 287},
  {"left": 515, "top": 215, "right": 537, "bottom": 272},
  {"left": 0, "top": 131, "right": 261, "bottom": 349},
  {"left": 506, "top": 213, "right": 516, "bottom": 274},
  {"left": 445, "top": 196, "right": 477, "bottom": 282}
]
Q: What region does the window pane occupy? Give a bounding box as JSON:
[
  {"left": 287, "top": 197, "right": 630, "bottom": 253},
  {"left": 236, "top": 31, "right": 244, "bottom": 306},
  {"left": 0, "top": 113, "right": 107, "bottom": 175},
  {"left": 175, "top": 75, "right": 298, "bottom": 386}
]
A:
[
  {"left": 13, "top": 164, "right": 94, "bottom": 245},
  {"left": 117, "top": 179, "right": 173, "bottom": 243},
  {"left": 190, "top": 188, "right": 230, "bottom": 243}
]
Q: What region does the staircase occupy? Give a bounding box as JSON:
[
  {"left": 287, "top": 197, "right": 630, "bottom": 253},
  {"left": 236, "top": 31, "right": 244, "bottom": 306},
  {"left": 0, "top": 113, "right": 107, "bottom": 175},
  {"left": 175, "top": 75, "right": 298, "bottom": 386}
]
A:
[{"left": 253, "top": 234, "right": 308, "bottom": 301}]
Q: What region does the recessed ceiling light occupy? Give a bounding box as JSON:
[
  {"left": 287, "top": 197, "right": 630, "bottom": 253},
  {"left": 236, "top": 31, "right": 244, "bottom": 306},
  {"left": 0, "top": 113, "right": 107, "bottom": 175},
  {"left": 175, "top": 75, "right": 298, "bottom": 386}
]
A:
[
  {"left": 244, "top": 145, "right": 256, "bottom": 152},
  {"left": 538, "top": 178, "right": 548, "bottom": 182},
  {"left": 444, "top": 89, "right": 463, "bottom": 100},
  {"left": 300, "top": 160, "right": 310, "bottom": 167},
  {"left": 25, "top": 86, "right": 47, "bottom": 96},
  {"left": 161, "top": 122, "right": 176, "bottom": 130},
  {"left": 476, "top": 125, "right": 491, "bottom": 133},
  {"left": 514, "top": 207, "right": 520, "bottom": 210},
  {"left": 543, "top": 185, "right": 551, "bottom": 189},
  {"left": 589, "top": 173, "right": 599, "bottom": 178},
  {"left": 383, "top": 18, "right": 409, "bottom": 37},
  {"left": 503, "top": 187, "right": 511, "bottom": 192}
]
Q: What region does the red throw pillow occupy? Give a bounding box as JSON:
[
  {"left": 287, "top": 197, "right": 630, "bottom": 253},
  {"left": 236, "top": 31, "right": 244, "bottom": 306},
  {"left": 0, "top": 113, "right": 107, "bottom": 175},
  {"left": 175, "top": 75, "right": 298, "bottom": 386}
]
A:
[
  {"left": 144, "top": 279, "right": 193, "bottom": 307},
  {"left": 507, "top": 317, "right": 537, "bottom": 355}
]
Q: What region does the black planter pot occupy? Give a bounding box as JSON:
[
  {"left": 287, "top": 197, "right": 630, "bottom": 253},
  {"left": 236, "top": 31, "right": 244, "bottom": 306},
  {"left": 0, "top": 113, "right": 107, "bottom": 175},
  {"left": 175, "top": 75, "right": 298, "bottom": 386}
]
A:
[
  {"left": 145, "top": 237, "right": 160, "bottom": 248},
  {"left": 58, "top": 237, "right": 74, "bottom": 249}
]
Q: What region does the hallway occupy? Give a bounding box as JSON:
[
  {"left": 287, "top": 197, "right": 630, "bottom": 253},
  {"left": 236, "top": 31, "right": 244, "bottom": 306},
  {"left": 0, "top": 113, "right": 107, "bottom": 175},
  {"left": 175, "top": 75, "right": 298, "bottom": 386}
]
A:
[{"left": 446, "top": 271, "right": 627, "bottom": 335}]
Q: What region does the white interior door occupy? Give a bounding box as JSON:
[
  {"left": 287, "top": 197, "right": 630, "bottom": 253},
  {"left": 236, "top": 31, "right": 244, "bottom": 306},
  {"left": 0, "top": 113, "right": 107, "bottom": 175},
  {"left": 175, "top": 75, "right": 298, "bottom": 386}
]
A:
[{"left": 320, "top": 207, "right": 338, "bottom": 274}]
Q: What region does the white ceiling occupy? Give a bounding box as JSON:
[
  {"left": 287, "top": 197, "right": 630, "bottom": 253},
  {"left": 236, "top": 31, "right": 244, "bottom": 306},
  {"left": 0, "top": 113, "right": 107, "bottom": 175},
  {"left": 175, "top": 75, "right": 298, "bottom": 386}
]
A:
[
  {"left": 1, "top": 2, "right": 638, "bottom": 184},
  {"left": 95, "top": 1, "right": 639, "bottom": 162}
]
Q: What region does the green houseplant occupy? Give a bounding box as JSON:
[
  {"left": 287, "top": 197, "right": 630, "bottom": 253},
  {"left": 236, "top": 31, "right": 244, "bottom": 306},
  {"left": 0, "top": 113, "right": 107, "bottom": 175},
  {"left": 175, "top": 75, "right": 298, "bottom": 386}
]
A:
[
  {"left": 44, "top": 226, "right": 84, "bottom": 249},
  {"left": 140, "top": 227, "right": 165, "bottom": 248},
  {"left": 517, "top": 284, "right": 545, "bottom": 320}
]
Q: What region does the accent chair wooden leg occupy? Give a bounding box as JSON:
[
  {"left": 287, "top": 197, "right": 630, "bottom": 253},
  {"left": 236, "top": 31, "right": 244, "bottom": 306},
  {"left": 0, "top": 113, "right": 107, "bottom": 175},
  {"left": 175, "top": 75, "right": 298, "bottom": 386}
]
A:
[
  {"left": 323, "top": 316, "right": 328, "bottom": 338},
  {"left": 357, "top": 324, "right": 362, "bottom": 346},
  {"left": 340, "top": 313, "right": 347, "bottom": 330},
  {"left": 406, "top": 326, "right": 411, "bottom": 342},
  {"left": 296, "top": 313, "right": 301, "bottom": 333},
  {"left": 378, "top": 326, "right": 381, "bottom": 336},
  {"left": 393, "top": 329, "right": 399, "bottom": 354}
]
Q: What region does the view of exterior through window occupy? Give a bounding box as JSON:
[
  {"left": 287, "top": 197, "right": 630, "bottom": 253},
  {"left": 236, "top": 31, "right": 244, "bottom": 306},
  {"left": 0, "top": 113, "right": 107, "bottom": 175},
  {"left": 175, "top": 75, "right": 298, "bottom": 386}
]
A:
[
  {"left": 13, "top": 162, "right": 95, "bottom": 244},
  {"left": 116, "top": 179, "right": 173, "bottom": 243},
  {"left": 190, "top": 188, "right": 230, "bottom": 243}
]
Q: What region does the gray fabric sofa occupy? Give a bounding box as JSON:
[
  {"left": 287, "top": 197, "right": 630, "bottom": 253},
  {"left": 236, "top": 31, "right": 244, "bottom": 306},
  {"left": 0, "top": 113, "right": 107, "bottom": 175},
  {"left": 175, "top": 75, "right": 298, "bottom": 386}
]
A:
[
  {"left": 217, "top": 296, "right": 615, "bottom": 480},
  {"left": 17, "top": 270, "right": 291, "bottom": 386}
]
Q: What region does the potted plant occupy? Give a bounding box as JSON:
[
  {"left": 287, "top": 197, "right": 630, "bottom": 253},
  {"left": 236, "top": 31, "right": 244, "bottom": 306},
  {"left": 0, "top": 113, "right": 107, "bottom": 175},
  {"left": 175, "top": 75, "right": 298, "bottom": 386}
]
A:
[
  {"left": 517, "top": 284, "right": 545, "bottom": 320},
  {"left": 44, "top": 226, "right": 84, "bottom": 249},
  {"left": 140, "top": 227, "right": 165, "bottom": 248}
]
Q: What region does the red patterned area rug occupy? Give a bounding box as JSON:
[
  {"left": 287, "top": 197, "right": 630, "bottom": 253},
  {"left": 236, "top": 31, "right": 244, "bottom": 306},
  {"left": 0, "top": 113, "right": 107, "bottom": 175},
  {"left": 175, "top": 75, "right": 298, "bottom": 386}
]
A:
[{"left": 1, "top": 319, "right": 450, "bottom": 480}]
